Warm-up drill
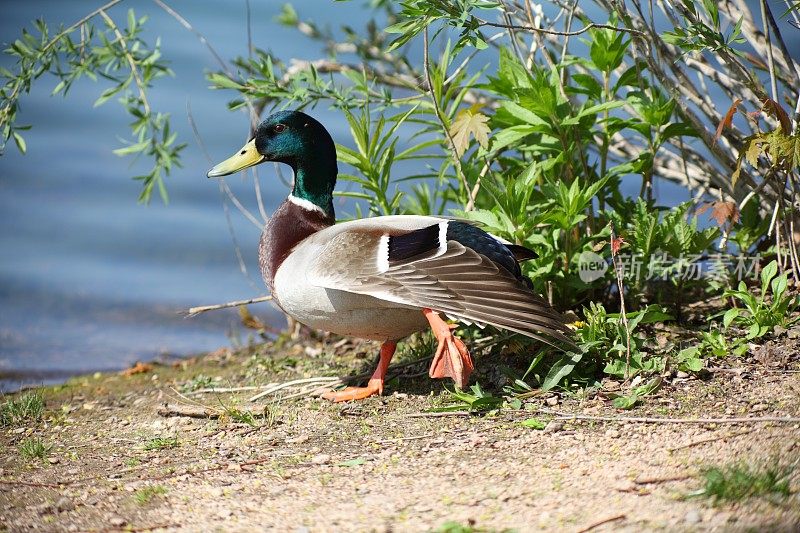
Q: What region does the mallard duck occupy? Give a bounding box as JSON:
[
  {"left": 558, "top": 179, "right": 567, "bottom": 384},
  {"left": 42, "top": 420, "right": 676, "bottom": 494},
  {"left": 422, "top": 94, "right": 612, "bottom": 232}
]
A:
[{"left": 207, "top": 110, "right": 573, "bottom": 401}]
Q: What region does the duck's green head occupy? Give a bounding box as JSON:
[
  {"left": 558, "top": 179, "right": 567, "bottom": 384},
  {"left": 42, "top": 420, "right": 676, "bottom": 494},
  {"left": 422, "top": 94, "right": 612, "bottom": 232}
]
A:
[{"left": 207, "top": 110, "right": 337, "bottom": 215}]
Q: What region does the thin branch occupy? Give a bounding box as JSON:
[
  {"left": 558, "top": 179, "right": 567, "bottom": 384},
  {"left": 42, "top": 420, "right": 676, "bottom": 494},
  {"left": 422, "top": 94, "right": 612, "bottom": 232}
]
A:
[
  {"left": 475, "top": 18, "right": 646, "bottom": 38},
  {"left": 609, "top": 224, "right": 632, "bottom": 380},
  {"left": 759, "top": 0, "right": 778, "bottom": 102},
  {"left": 41, "top": 0, "right": 125, "bottom": 55},
  {"left": 667, "top": 429, "right": 753, "bottom": 452},
  {"left": 185, "top": 295, "right": 272, "bottom": 317},
  {"left": 150, "top": 0, "right": 229, "bottom": 75},
  {"left": 98, "top": 9, "right": 150, "bottom": 115},
  {"left": 576, "top": 514, "right": 626, "bottom": 533},
  {"left": 422, "top": 25, "right": 476, "bottom": 211},
  {"left": 633, "top": 474, "right": 693, "bottom": 484}
]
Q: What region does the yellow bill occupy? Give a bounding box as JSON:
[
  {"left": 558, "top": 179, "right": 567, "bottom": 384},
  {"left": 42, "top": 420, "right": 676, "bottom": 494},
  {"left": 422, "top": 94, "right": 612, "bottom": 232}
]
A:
[{"left": 206, "top": 139, "right": 264, "bottom": 178}]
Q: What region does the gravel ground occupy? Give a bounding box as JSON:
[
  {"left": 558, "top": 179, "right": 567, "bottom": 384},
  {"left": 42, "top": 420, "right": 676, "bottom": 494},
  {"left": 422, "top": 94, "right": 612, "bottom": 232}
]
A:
[{"left": 1, "top": 336, "right": 799, "bottom": 532}]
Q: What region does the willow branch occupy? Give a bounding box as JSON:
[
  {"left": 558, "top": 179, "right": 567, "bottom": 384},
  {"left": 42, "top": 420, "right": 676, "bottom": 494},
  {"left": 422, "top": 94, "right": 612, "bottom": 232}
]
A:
[{"left": 98, "top": 9, "right": 150, "bottom": 115}]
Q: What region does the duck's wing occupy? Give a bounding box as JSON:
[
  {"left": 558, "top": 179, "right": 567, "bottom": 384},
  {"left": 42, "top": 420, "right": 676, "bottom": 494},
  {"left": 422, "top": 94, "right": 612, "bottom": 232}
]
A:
[{"left": 304, "top": 217, "right": 574, "bottom": 348}]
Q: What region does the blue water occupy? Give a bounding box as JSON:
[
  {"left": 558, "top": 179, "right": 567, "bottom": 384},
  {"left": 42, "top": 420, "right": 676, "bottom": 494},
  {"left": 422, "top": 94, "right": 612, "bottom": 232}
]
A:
[{"left": 0, "top": 1, "right": 368, "bottom": 389}]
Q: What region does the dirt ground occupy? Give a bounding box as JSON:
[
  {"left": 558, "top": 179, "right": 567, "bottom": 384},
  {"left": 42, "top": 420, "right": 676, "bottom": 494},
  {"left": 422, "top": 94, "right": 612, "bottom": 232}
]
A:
[{"left": 1, "top": 333, "right": 799, "bottom": 532}]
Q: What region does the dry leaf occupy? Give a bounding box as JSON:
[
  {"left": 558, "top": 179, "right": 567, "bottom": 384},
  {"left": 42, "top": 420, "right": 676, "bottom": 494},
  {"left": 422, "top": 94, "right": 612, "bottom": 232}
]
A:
[
  {"left": 761, "top": 98, "right": 791, "bottom": 134},
  {"left": 239, "top": 305, "right": 266, "bottom": 331},
  {"left": 714, "top": 98, "right": 742, "bottom": 145},
  {"left": 122, "top": 361, "right": 153, "bottom": 376},
  {"left": 449, "top": 106, "right": 490, "bottom": 157},
  {"left": 611, "top": 235, "right": 626, "bottom": 255},
  {"left": 697, "top": 200, "right": 739, "bottom": 227}
]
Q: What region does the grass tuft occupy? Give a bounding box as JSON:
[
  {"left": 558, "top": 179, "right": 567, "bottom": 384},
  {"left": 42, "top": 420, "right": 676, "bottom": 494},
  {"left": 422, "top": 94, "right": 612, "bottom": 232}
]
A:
[
  {"left": 134, "top": 484, "right": 167, "bottom": 505},
  {"left": 695, "top": 461, "right": 793, "bottom": 503},
  {"left": 19, "top": 437, "right": 51, "bottom": 461},
  {"left": 434, "top": 521, "right": 512, "bottom": 533},
  {"left": 1, "top": 391, "right": 44, "bottom": 427},
  {"left": 144, "top": 436, "right": 179, "bottom": 451}
]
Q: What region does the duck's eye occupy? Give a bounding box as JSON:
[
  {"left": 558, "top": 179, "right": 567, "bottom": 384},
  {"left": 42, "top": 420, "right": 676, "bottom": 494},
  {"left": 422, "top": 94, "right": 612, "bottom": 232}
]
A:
[{"left": 274, "top": 124, "right": 286, "bottom": 133}]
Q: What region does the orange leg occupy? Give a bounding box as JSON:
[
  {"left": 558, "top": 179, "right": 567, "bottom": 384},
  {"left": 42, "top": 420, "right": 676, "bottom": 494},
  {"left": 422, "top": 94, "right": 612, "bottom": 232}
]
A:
[
  {"left": 322, "top": 341, "right": 397, "bottom": 402},
  {"left": 423, "top": 308, "right": 473, "bottom": 389}
]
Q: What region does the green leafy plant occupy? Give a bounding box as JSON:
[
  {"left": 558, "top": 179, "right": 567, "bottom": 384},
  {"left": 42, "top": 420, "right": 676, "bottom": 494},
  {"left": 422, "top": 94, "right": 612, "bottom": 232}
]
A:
[
  {"left": 608, "top": 377, "right": 661, "bottom": 410},
  {"left": 723, "top": 260, "right": 799, "bottom": 339},
  {"left": 518, "top": 418, "right": 547, "bottom": 430},
  {"left": 433, "top": 383, "right": 514, "bottom": 414},
  {"left": 690, "top": 461, "right": 793, "bottom": 503},
  {"left": 180, "top": 374, "right": 215, "bottom": 393},
  {"left": 677, "top": 329, "right": 748, "bottom": 372},
  {"left": 542, "top": 303, "right": 670, "bottom": 391},
  {"left": 620, "top": 200, "right": 719, "bottom": 317}
]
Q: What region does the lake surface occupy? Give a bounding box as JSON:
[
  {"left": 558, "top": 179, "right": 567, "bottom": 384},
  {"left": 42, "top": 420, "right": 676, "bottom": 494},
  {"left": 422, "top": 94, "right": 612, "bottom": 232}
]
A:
[
  {"left": 0, "top": 1, "right": 369, "bottom": 390},
  {"left": 1, "top": 2, "right": 796, "bottom": 391}
]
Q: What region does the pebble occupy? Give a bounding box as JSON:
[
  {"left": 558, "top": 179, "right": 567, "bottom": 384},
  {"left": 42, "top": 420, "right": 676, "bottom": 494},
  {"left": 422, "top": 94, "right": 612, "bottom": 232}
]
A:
[
  {"left": 676, "top": 371, "right": 689, "bottom": 379},
  {"left": 109, "top": 517, "right": 126, "bottom": 527},
  {"left": 544, "top": 421, "right": 564, "bottom": 434},
  {"left": 217, "top": 508, "right": 233, "bottom": 519},
  {"left": 605, "top": 429, "right": 621, "bottom": 438},
  {"left": 311, "top": 453, "right": 331, "bottom": 465},
  {"left": 684, "top": 510, "right": 702, "bottom": 524},
  {"left": 286, "top": 435, "right": 309, "bottom": 445},
  {"left": 546, "top": 396, "right": 559, "bottom": 406},
  {"left": 47, "top": 457, "right": 60, "bottom": 465},
  {"left": 209, "top": 487, "right": 224, "bottom": 498},
  {"left": 750, "top": 403, "right": 767, "bottom": 412},
  {"left": 55, "top": 497, "right": 74, "bottom": 512},
  {"left": 32, "top": 502, "right": 54, "bottom": 515}
]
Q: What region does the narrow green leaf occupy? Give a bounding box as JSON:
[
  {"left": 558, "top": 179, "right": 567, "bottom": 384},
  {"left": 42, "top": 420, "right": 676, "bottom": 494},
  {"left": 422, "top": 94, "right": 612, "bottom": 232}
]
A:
[{"left": 12, "top": 132, "right": 27, "bottom": 154}]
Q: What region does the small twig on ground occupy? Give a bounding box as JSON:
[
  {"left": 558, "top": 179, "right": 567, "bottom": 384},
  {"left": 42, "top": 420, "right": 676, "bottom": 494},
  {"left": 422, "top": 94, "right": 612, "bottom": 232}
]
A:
[
  {"left": 82, "top": 523, "right": 181, "bottom": 533},
  {"left": 188, "top": 386, "right": 262, "bottom": 396},
  {"left": 0, "top": 479, "right": 65, "bottom": 488},
  {"left": 535, "top": 408, "right": 800, "bottom": 424},
  {"left": 667, "top": 429, "right": 754, "bottom": 452},
  {"left": 157, "top": 403, "right": 224, "bottom": 418},
  {"left": 406, "top": 411, "right": 471, "bottom": 418},
  {"left": 375, "top": 433, "right": 437, "bottom": 445},
  {"left": 634, "top": 474, "right": 693, "bottom": 485},
  {"left": 185, "top": 295, "right": 272, "bottom": 317},
  {"left": 575, "top": 513, "right": 626, "bottom": 533}
]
